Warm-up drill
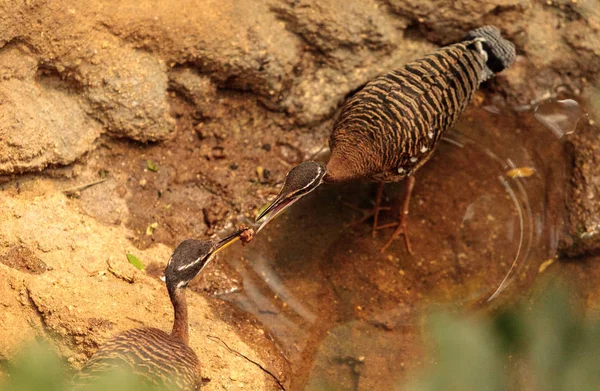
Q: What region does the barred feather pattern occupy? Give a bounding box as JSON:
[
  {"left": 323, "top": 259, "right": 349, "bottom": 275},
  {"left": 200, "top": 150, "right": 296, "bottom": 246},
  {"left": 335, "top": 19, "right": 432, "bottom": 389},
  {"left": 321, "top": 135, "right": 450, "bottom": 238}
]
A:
[
  {"left": 329, "top": 40, "right": 489, "bottom": 183},
  {"left": 74, "top": 327, "right": 201, "bottom": 390}
]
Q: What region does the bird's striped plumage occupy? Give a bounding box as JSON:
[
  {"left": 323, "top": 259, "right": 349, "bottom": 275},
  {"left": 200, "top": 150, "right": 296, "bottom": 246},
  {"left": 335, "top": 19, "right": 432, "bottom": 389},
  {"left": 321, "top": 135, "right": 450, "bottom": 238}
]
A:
[
  {"left": 327, "top": 30, "right": 511, "bottom": 184},
  {"left": 253, "top": 26, "right": 515, "bottom": 250},
  {"left": 75, "top": 327, "right": 201, "bottom": 390},
  {"left": 72, "top": 232, "right": 251, "bottom": 390}
]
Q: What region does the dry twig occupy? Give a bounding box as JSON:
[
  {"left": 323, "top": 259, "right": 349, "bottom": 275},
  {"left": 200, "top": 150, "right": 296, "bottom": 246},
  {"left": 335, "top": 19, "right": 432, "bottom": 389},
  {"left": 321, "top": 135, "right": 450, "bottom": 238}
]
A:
[
  {"left": 207, "top": 335, "right": 286, "bottom": 390},
  {"left": 61, "top": 178, "right": 110, "bottom": 196}
]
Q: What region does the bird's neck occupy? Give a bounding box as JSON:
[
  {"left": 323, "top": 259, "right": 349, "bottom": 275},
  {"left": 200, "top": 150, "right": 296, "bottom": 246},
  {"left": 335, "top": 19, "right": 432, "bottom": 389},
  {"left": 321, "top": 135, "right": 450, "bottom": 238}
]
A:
[
  {"left": 169, "top": 287, "right": 189, "bottom": 345},
  {"left": 324, "top": 150, "right": 365, "bottom": 183}
]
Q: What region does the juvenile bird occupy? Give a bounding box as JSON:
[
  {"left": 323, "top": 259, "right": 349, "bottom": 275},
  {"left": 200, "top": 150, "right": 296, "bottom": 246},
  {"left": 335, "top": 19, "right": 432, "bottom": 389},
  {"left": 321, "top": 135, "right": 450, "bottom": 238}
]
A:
[
  {"left": 256, "top": 26, "right": 516, "bottom": 253},
  {"left": 74, "top": 227, "right": 254, "bottom": 390}
]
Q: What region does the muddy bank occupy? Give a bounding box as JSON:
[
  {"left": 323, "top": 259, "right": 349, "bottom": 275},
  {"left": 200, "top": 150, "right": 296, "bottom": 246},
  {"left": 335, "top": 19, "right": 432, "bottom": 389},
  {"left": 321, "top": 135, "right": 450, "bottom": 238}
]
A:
[{"left": 562, "top": 119, "right": 600, "bottom": 257}]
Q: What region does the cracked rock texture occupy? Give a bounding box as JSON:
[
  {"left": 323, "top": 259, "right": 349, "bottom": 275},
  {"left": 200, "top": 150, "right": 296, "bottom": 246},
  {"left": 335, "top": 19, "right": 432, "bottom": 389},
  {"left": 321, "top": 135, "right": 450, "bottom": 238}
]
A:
[
  {"left": 0, "top": 44, "right": 101, "bottom": 174},
  {"left": 1, "top": 0, "right": 599, "bottom": 170}
]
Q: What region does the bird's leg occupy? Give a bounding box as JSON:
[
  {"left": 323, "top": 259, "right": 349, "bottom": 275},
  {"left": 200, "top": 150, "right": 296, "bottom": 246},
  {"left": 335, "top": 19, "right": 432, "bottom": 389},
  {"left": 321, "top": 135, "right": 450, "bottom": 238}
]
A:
[
  {"left": 372, "top": 181, "right": 385, "bottom": 238},
  {"left": 343, "top": 182, "right": 390, "bottom": 229},
  {"left": 379, "top": 176, "right": 416, "bottom": 254}
]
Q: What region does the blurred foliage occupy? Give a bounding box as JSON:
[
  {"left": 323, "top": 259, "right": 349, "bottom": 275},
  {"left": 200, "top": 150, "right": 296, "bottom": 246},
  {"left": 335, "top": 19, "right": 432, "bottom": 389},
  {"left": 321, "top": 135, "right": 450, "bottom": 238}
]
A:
[
  {"left": 0, "top": 342, "right": 174, "bottom": 391},
  {"left": 3, "top": 281, "right": 600, "bottom": 391},
  {"left": 407, "top": 281, "right": 600, "bottom": 391}
]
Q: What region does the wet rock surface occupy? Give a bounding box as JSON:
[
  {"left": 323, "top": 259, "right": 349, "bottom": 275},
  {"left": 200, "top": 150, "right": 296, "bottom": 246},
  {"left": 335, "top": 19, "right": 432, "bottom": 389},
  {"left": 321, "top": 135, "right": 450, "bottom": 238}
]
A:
[{"left": 562, "top": 121, "right": 600, "bottom": 257}]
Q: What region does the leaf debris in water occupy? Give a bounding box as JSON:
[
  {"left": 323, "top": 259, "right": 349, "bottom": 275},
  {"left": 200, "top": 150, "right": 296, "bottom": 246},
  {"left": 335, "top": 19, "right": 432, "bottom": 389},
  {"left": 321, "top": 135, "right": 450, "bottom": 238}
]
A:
[
  {"left": 538, "top": 258, "right": 555, "bottom": 273},
  {"left": 147, "top": 159, "right": 159, "bottom": 172},
  {"left": 146, "top": 222, "right": 158, "bottom": 236},
  {"left": 506, "top": 167, "right": 536, "bottom": 178},
  {"left": 126, "top": 253, "right": 145, "bottom": 271}
]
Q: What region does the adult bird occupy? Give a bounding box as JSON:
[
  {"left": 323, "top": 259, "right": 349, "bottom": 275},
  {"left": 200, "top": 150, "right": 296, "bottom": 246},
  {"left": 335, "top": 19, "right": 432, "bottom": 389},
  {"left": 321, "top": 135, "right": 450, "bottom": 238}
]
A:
[
  {"left": 255, "top": 26, "right": 516, "bottom": 253},
  {"left": 74, "top": 227, "right": 254, "bottom": 390}
]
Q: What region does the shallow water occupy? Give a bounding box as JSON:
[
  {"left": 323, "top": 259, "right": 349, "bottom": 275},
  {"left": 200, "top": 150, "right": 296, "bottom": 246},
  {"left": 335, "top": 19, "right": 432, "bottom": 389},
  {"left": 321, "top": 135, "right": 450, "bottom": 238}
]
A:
[{"left": 217, "top": 96, "right": 582, "bottom": 390}]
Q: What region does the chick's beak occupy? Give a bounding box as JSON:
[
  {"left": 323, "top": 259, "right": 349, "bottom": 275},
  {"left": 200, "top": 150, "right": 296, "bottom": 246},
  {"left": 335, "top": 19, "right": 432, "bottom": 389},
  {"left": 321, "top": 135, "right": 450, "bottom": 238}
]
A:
[
  {"left": 213, "top": 228, "right": 245, "bottom": 255},
  {"left": 254, "top": 194, "right": 300, "bottom": 233}
]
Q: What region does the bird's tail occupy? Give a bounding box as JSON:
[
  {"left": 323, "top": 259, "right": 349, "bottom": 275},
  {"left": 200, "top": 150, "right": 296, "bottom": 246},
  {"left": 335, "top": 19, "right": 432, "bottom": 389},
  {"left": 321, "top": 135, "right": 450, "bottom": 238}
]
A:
[{"left": 463, "top": 26, "right": 516, "bottom": 76}]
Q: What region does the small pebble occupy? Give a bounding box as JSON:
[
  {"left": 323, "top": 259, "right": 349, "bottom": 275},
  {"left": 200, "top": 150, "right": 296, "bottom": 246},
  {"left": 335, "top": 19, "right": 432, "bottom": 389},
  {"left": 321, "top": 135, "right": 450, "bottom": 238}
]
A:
[{"left": 211, "top": 147, "right": 226, "bottom": 159}]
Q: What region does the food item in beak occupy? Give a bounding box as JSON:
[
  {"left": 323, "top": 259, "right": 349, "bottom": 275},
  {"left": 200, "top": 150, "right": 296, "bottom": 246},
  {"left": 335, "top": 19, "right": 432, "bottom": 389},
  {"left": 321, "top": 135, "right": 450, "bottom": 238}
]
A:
[{"left": 240, "top": 226, "right": 255, "bottom": 245}]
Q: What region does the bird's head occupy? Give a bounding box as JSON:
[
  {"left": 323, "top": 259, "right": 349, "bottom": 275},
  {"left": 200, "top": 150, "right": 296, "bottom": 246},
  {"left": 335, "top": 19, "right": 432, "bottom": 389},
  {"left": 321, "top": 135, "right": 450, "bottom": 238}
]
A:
[
  {"left": 164, "top": 227, "right": 253, "bottom": 292},
  {"left": 255, "top": 161, "right": 327, "bottom": 232}
]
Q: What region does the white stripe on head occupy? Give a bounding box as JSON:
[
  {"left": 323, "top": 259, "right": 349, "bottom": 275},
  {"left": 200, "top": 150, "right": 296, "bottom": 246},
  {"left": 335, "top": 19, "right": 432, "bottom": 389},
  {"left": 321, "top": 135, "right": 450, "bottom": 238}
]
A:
[
  {"left": 177, "top": 280, "right": 189, "bottom": 288},
  {"left": 197, "top": 253, "right": 216, "bottom": 275},
  {"left": 177, "top": 256, "right": 203, "bottom": 271},
  {"left": 177, "top": 253, "right": 216, "bottom": 272},
  {"left": 289, "top": 166, "right": 323, "bottom": 198},
  {"left": 474, "top": 39, "right": 489, "bottom": 62}
]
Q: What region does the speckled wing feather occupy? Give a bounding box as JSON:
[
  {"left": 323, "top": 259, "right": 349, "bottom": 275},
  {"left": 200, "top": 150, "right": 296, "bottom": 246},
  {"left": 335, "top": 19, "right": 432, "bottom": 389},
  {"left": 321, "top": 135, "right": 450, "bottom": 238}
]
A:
[
  {"left": 74, "top": 328, "right": 201, "bottom": 391},
  {"left": 329, "top": 40, "right": 489, "bottom": 183}
]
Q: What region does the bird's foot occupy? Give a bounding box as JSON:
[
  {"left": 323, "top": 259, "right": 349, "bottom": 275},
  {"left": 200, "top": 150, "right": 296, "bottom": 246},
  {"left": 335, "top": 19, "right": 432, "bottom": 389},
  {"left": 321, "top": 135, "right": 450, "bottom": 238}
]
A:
[
  {"left": 379, "top": 213, "right": 413, "bottom": 254},
  {"left": 378, "top": 176, "right": 415, "bottom": 254},
  {"left": 342, "top": 202, "right": 391, "bottom": 237}
]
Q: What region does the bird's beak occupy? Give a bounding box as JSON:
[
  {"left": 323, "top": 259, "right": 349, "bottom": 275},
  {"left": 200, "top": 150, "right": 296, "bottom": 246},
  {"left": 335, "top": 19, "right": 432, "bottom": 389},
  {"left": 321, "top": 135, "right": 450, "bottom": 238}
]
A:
[
  {"left": 254, "top": 194, "right": 300, "bottom": 233},
  {"left": 213, "top": 228, "right": 245, "bottom": 255}
]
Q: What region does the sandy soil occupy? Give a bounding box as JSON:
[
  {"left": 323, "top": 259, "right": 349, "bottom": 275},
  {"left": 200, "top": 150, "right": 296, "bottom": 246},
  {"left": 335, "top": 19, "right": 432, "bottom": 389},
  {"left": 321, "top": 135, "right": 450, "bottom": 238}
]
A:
[{"left": 0, "top": 190, "right": 287, "bottom": 389}]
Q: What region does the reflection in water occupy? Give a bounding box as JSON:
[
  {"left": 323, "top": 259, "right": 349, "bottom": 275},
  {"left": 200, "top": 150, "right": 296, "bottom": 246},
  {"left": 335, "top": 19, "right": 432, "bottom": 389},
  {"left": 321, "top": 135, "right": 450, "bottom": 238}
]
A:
[
  {"left": 218, "top": 97, "right": 583, "bottom": 390},
  {"left": 250, "top": 256, "right": 317, "bottom": 323},
  {"left": 534, "top": 99, "right": 585, "bottom": 138}
]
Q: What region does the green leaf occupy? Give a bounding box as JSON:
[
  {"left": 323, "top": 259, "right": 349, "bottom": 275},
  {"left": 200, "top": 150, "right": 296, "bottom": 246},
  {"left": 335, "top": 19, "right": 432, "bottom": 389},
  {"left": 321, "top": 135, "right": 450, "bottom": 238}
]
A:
[
  {"left": 146, "top": 159, "right": 159, "bottom": 172},
  {"left": 126, "top": 253, "right": 145, "bottom": 271}
]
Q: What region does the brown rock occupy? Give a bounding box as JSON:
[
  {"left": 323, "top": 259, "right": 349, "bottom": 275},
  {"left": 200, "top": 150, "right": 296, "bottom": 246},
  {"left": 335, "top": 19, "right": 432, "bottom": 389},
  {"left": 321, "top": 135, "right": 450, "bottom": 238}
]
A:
[
  {"left": 168, "top": 67, "right": 217, "bottom": 112},
  {"left": 81, "top": 46, "right": 175, "bottom": 142},
  {"left": 386, "top": 0, "right": 530, "bottom": 44},
  {"left": 0, "top": 78, "right": 100, "bottom": 174}
]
